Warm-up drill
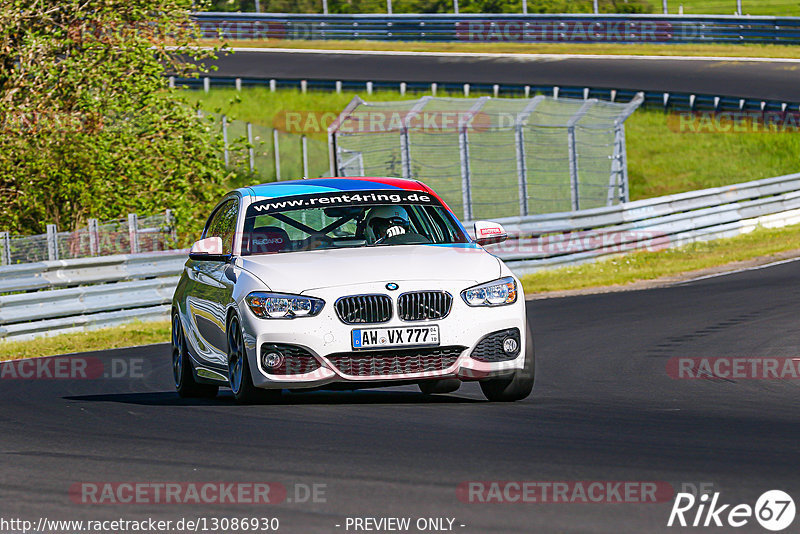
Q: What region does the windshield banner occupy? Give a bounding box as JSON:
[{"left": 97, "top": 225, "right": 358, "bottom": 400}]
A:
[{"left": 249, "top": 190, "right": 440, "bottom": 215}]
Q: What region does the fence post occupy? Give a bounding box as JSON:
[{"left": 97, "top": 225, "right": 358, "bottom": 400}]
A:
[
  {"left": 322, "top": 0, "right": 328, "bottom": 14},
  {"left": 566, "top": 99, "right": 597, "bottom": 212},
  {"left": 46, "top": 224, "right": 59, "bottom": 261},
  {"left": 247, "top": 122, "right": 255, "bottom": 172},
  {"left": 203, "top": 77, "right": 210, "bottom": 93},
  {"left": 273, "top": 129, "right": 281, "bottom": 181},
  {"left": 522, "top": 0, "right": 527, "bottom": 14},
  {"left": 400, "top": 96, "right": 432, "bottom": 181},
  {"left": 453, "top": 0, "right": 459, "bottom": 14},
  {"left": 458, "top": 97, "right": 489, "bottom": 221},
  {"left": 514, "top": 95, "right": 545, "bottom": 217},
  {"left": 128, "top": 213, "right": 139, "bottom": 254},
  {"left": 302, "top": 135, "right": 309, "bottom": 178},
  {"left": 165, "top": 209, "right": 177, "bottom": 244},
  {"left": 222, "top": 115, "right": 230, "bottom": 168},
  {"left": 0, "top": 232, "right": 10, "bottom": 265},
  {"left": 88, "top": 219, "right": 100, "bottom": 255},
  {"left": 663, "top": 0, "right": 668, "bottom": 13},
  {"left": 387, "top": 0, "right": 392, "bottom": 14},
  {"left": 593, "top": 0, "right": 598, "bottom": 13}
]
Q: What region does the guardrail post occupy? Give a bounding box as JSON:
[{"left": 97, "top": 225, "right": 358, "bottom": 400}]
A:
[
  {"left": 128, "top": 213, "right": 139, "bottom": 254},
  {"left": 88, "top": 219, "right": 100, "bottom": 255},
  {"left": 46, "top": 224, "right": 59, "bottom": 261},
  {"left": 235, "top": 78, "right": 242, "bottom": 91},
  {"left": 0, "top": 232, "right": 10, "bottom": 265},
  {"left": 247, "top": 122, "right": 255, "bottom": 172},
  {"left": 203, "top": 77, "right": 210, "bottom": 93},
  {"left": 273, "top": 129, "right": 281, "bottom": 181}
]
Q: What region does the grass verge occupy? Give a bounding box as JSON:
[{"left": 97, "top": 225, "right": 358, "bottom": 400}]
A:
[
  {"left": 520, "top": 223, "right": 800, "bottom": 294},
  {"left": 0, "top": 321, "right": 170, "bottom": 362},
  {"left": 204, "top": 39, "right": 800, "bottom": 59}
]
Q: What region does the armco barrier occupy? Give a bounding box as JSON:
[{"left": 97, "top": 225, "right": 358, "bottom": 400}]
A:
[
  {"left": 3, "top": 173, "right": 800, "bottom": 339},
  {"left": 175, "top": 77, "right": 800, "bottom": 114},
  {"left": 0, "top": 251, "right": 187, "bottom": 340},
  {"left": 478, "top": 172, "right": 800, "bottom": 274},
  {"left": 193, "top": 13, "right": 800, "bottom": 44}
]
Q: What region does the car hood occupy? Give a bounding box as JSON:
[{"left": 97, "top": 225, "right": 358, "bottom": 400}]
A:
[{"left": 237, "top": 244, "right": 501, "bottom": 294}]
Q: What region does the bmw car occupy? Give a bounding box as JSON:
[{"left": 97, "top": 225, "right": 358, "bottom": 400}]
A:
[{"left": 171, "top": 177, "right": 534, "bottom": 403}]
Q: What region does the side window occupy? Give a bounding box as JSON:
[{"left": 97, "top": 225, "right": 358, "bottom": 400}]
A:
[{"left": 204, "top": 199, "right": 238, "bottom": 255}]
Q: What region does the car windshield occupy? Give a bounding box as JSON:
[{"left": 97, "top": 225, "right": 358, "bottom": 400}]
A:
[{"left": 241, "top": 189, "right": 469, "bottom": 255}]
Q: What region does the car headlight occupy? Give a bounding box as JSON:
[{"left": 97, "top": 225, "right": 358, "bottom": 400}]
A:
[
  {"left": 245, "top": 292, "right": 325, "bottom": 319},
  {"left": 461, "top": 277, "right": 517, "bottom": 307}
]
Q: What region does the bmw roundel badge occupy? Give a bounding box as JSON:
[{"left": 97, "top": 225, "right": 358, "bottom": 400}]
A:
[{"left": 386, "top": 282, "right": 399, "bottom": 291}]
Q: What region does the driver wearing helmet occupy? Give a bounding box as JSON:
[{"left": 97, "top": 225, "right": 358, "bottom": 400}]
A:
[{"left": 364, "top": 206, "right": 410, "bottom": 244}]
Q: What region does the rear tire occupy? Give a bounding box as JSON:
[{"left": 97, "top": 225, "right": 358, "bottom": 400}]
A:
[
  {"left": 479, "top": 322, "right": 535, "bottom": 402},
  {"left": 227, "top": 316, "right": 282, "bottom": 405},
  {"left": 172, "top": 312, "right": 218, "bottom": 399},
  {"left": 419, "top": 379, "right": 461, "bottom": 395}
]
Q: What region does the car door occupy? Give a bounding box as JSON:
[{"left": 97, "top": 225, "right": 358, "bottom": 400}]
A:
[{"left": 184, "top": 197, "right": 239, "bottom": 367}]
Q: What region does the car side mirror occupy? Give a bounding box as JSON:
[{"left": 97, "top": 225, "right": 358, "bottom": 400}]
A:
[
  {"left": 474, "top": 221, "right": 508, "bottom": 246},
  {"left": 189, "top": 236, "right": 227, "bottom": 261}
]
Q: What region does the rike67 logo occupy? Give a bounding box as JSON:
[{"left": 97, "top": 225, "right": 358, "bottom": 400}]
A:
[{"left": 668, "top": 490, "right": 796, "bottom": 531}]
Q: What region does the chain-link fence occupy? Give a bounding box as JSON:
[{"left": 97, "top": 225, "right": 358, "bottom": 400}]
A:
[
  {"left": 203, "top": 112, "right": 329, "bottom": 182},
  {"left": 330, "top": 94, "right": 643, "bottom": 220},
  {"left": 0, "top": 212, "right": 176, "bottom": 265}
]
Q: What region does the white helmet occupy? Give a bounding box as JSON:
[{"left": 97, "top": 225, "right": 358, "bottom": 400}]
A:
[{"left": 364, "top": 205, "right": 410, "bottom": 242}]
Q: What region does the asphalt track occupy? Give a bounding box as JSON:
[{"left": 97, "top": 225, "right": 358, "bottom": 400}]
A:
[
  {"left": 2, "top": 259, "right": 800, "bottom": 533},
  {"left": 206, "top": 48, "right": 800, "bottom": 102}
]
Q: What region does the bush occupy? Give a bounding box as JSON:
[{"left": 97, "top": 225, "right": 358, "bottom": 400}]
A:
[{"left": 0, "top": 0, "right": 232, "bottom": 242}]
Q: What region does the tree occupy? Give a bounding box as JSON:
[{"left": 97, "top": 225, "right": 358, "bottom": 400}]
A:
[{"left": 0, "top": 0, "right": 230, "bottom": 241}]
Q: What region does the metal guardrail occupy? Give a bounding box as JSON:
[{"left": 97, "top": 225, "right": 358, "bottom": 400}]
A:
[
  {"left": 0, "top": 251, "right": 187, "bottom": 340},
  {"left": 193, "top": 13, "right": 800, "bottom": 44},
  {"left": 3, "top": 173, "right": 800, "bottom": 339},
  {"left": 176, "top": 77, "right": 800, "bottom": 115},
  {"left": 478, "top": 172, "right": 800, "bottom": 274}
]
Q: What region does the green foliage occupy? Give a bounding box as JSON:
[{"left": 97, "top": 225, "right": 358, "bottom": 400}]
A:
[
  {"left": 0, "top": 0, "right": 232, "bottom": 241},
  {"left": 207, "top": 0, "right": 654, "bottom": 14}
]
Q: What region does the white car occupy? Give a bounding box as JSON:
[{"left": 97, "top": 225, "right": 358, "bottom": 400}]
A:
[{"left": 171, "top": 177, "right": 534, "bottom": 403}]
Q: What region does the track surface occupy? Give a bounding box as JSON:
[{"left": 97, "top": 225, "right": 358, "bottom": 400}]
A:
[
  {"left": 2, "top": 261, "right": 800, "bottom": 533},
  {"left": 207, "top": 49, "right": 800, "bottom": 101}
]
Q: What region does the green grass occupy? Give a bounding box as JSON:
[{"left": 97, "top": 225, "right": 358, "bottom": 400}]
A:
[
  {"left": 0, "top": 321, "right": 170, "bottom": 362},
  {"left": 189, "top": 87, "right": 800, "bottom": 201},
  {"left": 668, "top": 0, "right": 800, "bottom": 15},
  {"left": 205, "top": 39, "right": 800, "bottom": 58},
  {"left": 521, "top": 223, "right": 800, "bottom": 293}
]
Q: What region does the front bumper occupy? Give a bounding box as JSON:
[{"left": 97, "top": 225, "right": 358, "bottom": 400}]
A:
[{"left": 238, "top": 280, "right": 527, "bottom": 390}]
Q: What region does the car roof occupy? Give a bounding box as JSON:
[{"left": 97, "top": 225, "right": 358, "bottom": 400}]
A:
[{"left": 240, "top": 177, "right": 435, "bottom": 200}]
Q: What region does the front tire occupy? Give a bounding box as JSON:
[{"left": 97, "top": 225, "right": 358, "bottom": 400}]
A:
[
  {"left": 227, "top": 316, "right": 282, "bottom": 405},
  {"left": 479, "top": 322, "right": 535, "bottom": 402},
  {"left": 172, "top": 312, "right": 218, "bottom": 399}
]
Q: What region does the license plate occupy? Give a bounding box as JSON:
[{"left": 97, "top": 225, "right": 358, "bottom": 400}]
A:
[{"left": 352, "top": 325, "right": 440, "bottom": 350}]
